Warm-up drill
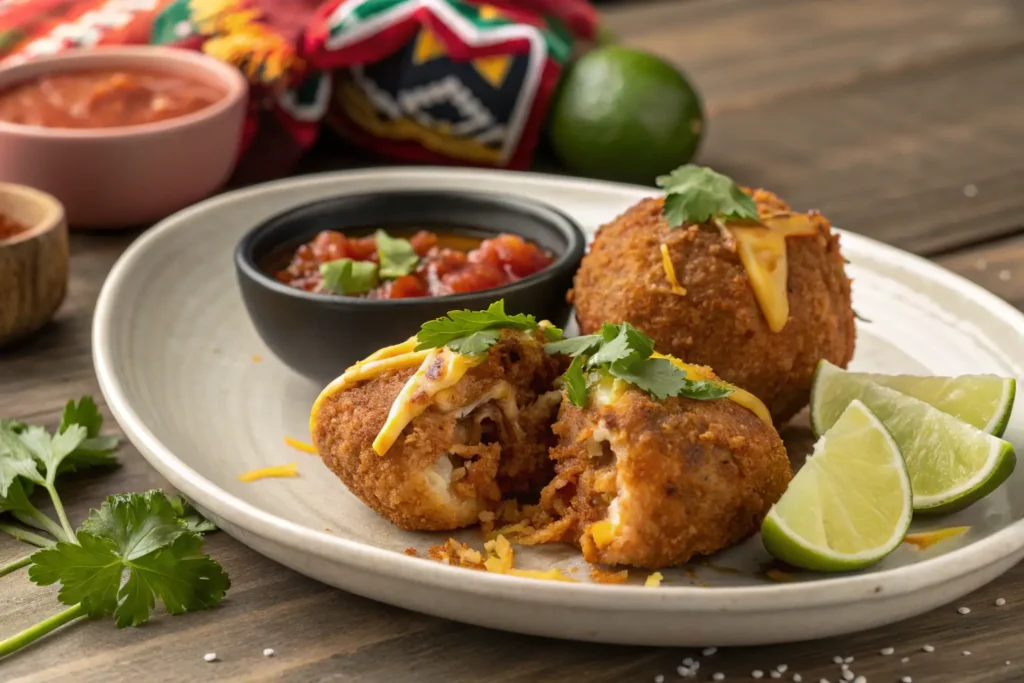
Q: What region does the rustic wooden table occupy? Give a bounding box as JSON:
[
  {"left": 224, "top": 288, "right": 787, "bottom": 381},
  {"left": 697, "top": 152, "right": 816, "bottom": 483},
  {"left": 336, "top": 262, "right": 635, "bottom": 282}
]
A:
[{"left": 3, "top": 0, "right": 1024, "bottom": 680}]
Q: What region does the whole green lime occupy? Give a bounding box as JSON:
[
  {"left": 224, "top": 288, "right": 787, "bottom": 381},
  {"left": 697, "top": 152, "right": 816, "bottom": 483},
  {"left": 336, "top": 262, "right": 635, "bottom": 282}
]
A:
[{"left": 548, "top": 46, "right": 704, "bottom": 185}]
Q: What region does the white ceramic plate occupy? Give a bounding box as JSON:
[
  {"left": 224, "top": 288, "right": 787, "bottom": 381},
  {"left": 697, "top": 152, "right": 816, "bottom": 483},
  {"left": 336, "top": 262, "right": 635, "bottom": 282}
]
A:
[{"left": 93, "top": 168, "right": 1024, "bottom": 647}]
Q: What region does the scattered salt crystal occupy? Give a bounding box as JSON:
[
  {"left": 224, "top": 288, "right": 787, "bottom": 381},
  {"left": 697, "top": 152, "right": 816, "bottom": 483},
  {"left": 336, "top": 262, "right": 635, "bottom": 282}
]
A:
[
  {"left": 712, "top": 675, "right": 725, "bottom": 682},
  {"left": 841, "top": 671, "right": 854, "bottom": 682},
  {"left": 901, "top": 677, "right": 912, "bottom": 683},
  {"left": 996, "top": 598, "right": 1007, "bottom": 606},
  {"left": 832, "top": 657, "right": 843, "bottom": 664},
  {"left": 792, "top": 676, "right": 802, "bottom": 683},
  {"left": 880, "top": 647, "right": 894, "bottom": 656},
  {"left": 203, "top": 653, "right": 218, "bottom": 663},
  {"left": 922, "top": 645, "right": 935, "bottom": 653},
  {"left": 963, "top": 651, "right": 972, "bottom": 656},
  {"left": 677, "top": 666, "right": 690, "bottom": 677},
  {"left": 771, "top": 673, "right": 781, "bottom": 679},
  {"left": 703, "top": 647, "right": 718, "bottom": 656},
  {"left": 901, "top": 657, "right": 910, "bottom": 663},
  {"left": 963, "top": 184, "right": 979, "bottom": 198},
  {"left": 957, "top": 606, "right": 971, "bottom": 615},
  {"left": 777, "top": 665, "right": 788, "bottom": 673},
  {"left": 853, "top": 677, "right": 866, "bottom": 683},
  {"left": 820, "top": 679, "right": 831, "bottom": 683},
  {"left": 844, "top": 657, "right": 854, "bottom": 664},
  {"left": 753, "top": 672, "right": 764, "bottom": 680},
  {"left": 655, "top": 676, "right": 665, "bottom": 683},
  {"left": 1007, "top": 661, "right": 1012, "bottom": 666},
  {"left": 999, "top": 270, "right": 1012, "bottom": 282},
  {"left": 683, "top": 658, "right": 695, "bottom": 667},
  {"left": 263, "top": 648, "right": 275, "bottom": 657}
]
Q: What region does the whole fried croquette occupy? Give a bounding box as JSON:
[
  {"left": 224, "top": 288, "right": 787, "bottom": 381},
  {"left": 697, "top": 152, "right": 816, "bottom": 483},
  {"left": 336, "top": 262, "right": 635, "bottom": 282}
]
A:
[
  {"left": 571, "top": 190, "right": 855, "bottom": 424},
  {"left": 311, "top": 330, "right": 564, "bottom": 531},
  {"left": 536, "top": 374, "right": 792, "bottom": 569}
]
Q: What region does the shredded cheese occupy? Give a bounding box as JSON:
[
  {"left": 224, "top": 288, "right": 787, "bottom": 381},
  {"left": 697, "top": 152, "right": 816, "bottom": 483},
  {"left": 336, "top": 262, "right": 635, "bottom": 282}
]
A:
[
  {"left": 589, "top": 520, "right": 617, "bottom": 549},
  {"left": 283, "top": 437, "right": 317, "bottom": 454},
  {"left": 644, "top": 572, "right": 664, "bottom": 588},
  {"left": 651, "top": 352, "right": 773, "bottom": 425},
  {"left": 482, "top": 534, "right": 578, "bottom": 582},
  {"left": 904, "top": 526, "right": 969, "bottom": 550},
  {"left": 659, "top": 243, "right": 687, "bottom": 295},
  {"left": 238, "top": 462, "right": 299, "bottom": 482}
]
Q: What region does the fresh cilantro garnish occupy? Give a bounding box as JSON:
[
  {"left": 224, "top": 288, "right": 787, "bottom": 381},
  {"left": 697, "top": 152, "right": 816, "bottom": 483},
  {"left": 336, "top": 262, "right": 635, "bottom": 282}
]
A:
[
  {"left": 319, "top": 258, "right": 379, "bottom": 295},
  {"left": 415, "top": 300, "right": 562, "bottom": 355},
  {"left": 563, "top": 356, "right": 589, "bottom": 407},
  {"left": 375, "top": 230, "right": 420, "bottom": 279},
  {"left": 30, "top": 492, "right": 229, "bottom": 629},
  {"left": 656, "top": 164, "right": 759, "bottom": 227},
  {"left": 0, "top": 398, "right": 226, "bottom": 659},
  {"left": 545, "top": 322, "right": 733, "bottom": 407}
]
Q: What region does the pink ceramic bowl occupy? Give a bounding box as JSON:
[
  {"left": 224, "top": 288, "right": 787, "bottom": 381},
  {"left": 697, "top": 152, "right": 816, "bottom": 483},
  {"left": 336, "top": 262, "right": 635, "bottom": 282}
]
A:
[{"left": 0, "top": 46, "right": 248, "bottom": 228}]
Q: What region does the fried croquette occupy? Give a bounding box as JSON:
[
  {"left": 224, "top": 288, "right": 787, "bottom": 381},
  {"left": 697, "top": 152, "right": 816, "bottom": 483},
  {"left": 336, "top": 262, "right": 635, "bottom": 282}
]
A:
[
  {"left": 571, "top": 190, "right": 855, "bottom": 424},
  {"left": 535, "top": 373, "right": 792, "bottom": 569},
  {"left": 312, "top": 330, "right": 563, "bottom": 531}
]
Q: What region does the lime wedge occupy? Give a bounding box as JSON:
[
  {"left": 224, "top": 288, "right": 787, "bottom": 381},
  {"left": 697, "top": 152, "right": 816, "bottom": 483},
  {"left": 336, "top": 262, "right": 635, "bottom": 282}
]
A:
[
  {"left": 762, "top": 400, "right": 911, "bottom": 571},
  {"left": 815, "top": 368, "right": 1014, "bottom": 436},
  {"left": 811, "top": 361, "right": 1016, "bottom": 514}
]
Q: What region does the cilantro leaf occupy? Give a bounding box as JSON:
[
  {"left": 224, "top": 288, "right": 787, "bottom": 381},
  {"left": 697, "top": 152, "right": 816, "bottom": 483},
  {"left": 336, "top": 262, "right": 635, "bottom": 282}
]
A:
[
  {"left": 587, "top": 322, "right": 653, "bottom": 369},
  {"left": 446, "top": 330, "right": 502, "bottom": 355},
  {"left": 30, "top": 491, "right": 229, "bottom": 628},
  {"left": 59, "top": 397, "right": 102, "bottom": 438},
  {"left": 0, "top": 428, "right": 45, "bottom": 491},
  {"left": 564, "top": 355, "right": 589, "bottom": 407},
  {"left": 0, "top": 418, "right": 26, "bottom": 433},
  {"left": 544, "top": 334, "right": 602, "bottom": 357},
  {"left": 375, "top": 230, "right": 420, "bottom": 279},
  {"left": 656, "top": 165, "right": 759, "bottom": 227},
  {"left": 319, "top": 258, "right": 379, "bottom": 295},
  {"left": 542, "top": 325, "right": 564, "bottom": 342},
  {"left": 80, "top": 491, "right": 187, "bottom": 559},
  {"left": 0, "top": 477, "right": 36, "bottom": 516},
  {"left": 16, "top": 424, "right": 87, "bottom": 482},
  {"left": 167, "top": 494, "right": 218, "bottom": 534},
  {"left": 415, "top": 300, "right": 540, "bottom": 353}
]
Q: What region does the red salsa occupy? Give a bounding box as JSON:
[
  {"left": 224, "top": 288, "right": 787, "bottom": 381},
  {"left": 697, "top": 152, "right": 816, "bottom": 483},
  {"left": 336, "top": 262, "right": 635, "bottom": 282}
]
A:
[{"left": 274, "top": 229, "right": 554, "bottom": 299}]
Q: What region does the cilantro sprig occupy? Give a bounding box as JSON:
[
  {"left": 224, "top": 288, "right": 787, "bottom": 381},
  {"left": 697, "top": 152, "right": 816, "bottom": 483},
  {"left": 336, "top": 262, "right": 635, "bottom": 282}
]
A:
[
  {"left": 545, "top": 322, "right": 733, "bottom": 407},
  {"left": 656, "top": 164, "right": 759, "bottom": 227},
  {"left": 415, "top": 300, "right": 563, "bottom": 355},
  {"left": 319, "top": 230, "right": 420, "bottom": 295},
  {"left": 0, "top": 398, "right": 227, "bottom": 659}
]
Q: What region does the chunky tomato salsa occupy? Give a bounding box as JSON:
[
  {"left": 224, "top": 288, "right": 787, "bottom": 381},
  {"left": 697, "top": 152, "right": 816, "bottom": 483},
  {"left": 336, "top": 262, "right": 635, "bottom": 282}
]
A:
[
  {"left": 274, "top": 229, "right": 554, "bottom": 299},
  {"left": 0, "top": 69, "right": 223, "bottom": 129}
]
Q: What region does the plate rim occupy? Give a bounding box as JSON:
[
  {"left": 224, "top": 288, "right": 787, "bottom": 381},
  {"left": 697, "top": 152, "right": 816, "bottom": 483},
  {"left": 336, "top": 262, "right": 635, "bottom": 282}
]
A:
[{"left": 93, "top": 165, "right": 1024, "bottom": 613}]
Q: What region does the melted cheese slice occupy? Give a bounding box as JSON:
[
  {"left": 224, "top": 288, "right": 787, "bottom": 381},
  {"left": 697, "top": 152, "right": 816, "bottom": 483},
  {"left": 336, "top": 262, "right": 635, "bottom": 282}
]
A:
[
  {"left": 651, "top": 352, "right": 773, "bottom": 425},
  {"left": 723, "top": 212, "right": 819, "bottom": 334},
  {"left": 372, "top": 346, "right": 484, "bottom": 455}
]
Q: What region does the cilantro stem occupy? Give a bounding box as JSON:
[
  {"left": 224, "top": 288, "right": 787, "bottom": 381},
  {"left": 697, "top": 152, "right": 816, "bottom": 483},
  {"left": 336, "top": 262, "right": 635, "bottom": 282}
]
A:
[
  {"left": 42, "top": 482, "right": 75, "bottom": 542},
  {"left": 0, "top": 554, "right": 32, "bottom": 577},
  {"left": 0, "top": 523, "right": 54, "bottom": 549},
  {"left": 0, "top": 603, "right": 86, "bottom": 659},
  {"left": 12, "top": 508, "right": 68, "bottom": 543}
]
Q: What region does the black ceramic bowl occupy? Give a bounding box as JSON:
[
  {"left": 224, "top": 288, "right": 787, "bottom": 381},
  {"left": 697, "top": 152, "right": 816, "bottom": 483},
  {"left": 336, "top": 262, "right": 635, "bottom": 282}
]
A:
[{"left": 234, "top": 189, "right": 586, "bottom": 384}]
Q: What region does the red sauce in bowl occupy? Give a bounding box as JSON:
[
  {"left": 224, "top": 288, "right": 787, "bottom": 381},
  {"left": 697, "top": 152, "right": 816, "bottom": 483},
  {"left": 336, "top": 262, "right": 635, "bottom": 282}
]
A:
[
  {"left": 0, "top": 69, "right": 223, "bottom": 129},
  {"left": 275, "top": 229, "right": 554, "bottom": 299},
  {"left": 0, "top": 215, "right": 27, "bottom": 241}
]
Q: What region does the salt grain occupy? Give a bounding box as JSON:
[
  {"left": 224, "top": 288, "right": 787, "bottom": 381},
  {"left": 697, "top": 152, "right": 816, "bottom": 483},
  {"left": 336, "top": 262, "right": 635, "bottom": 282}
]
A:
[
  {"left": 832, "top": 657, "right": 843, "bottom": 664},
  {"left": 901, "top": 677, "right": 912, "bottom": 683},
  {"left": 677, "top": 666, "right": 691, "bottom": 677},
  {"left": 963, "top": 184, "right": 979, "bottom": 198},
  {"left": 1000, "top": 270, "right": 1012, "bottom": 281},
  {"left": 704, "top": 647, "right": 718, "bottom": 656},
  {"left": 841, "top": 671, "right": 854, "bottom": 682},
  {"left": 262, "top": 648, "right": 275, "bottom": 657},
  {"left": 996, "top": 598, "right": 1007, "bottom": 606},
  {"left": 922, "top": 645, "right": 935, "bottom": 653},
  {"left": 819, "top": 679, "right": 830, "bottom": 683},
  {"left": 712, "top": 675, "right": 725, "bottom": 682},
  {"left": 880, "top": 647, "right": 895, "bottom": 656},
  {"left": 957, "top": 606, "right": 971, "bottom": 615},
  {"left": 683, "top": 658, "right": 695, "bottom": 667},
  {"left": 777, "top": 665, "right": 788, "bottom": 673},
  {"left": 655, "top": 676, "right": 665, "bottom": 683},
  {"left": 203, "top": 653, "right": 218, "bottom": 663},
  {"left": 771, "top": 673, "right": 781, "bottom": 679},
  {"left": 844, "top": 657, "right": 854, "bottom": 664},
  {"left": 792, "top": 675, "right": 802, "bottom": 683},
  {"left": 901, "top": 657, "right": 910, "bottom": 663},
  {"left": 853, "top": 677, "right": 866, "bottom": 683},
  {"left": 963, "top": 651, "right": 972, "bottom": 656},
  {"left": 753, "top": 672, "right": 764, "bottom": 679}
]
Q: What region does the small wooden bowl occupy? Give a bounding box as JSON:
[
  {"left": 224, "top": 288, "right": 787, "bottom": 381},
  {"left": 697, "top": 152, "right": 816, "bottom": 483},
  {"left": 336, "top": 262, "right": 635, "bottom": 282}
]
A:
[{"left": 0, "top": 183, "right": 67, "bottom": 346}]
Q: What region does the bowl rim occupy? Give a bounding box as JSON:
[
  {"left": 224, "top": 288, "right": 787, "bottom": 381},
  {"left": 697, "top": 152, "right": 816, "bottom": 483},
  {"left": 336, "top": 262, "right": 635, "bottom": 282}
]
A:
[
  {"left": 0, "top": 181, "right": 65, "bottom": 246},
  {"left": 234, "top": 188, "right": 588, "bottom": 308},
  {"left": 0, "top": 45, "right": 248, "bottom": 139}
]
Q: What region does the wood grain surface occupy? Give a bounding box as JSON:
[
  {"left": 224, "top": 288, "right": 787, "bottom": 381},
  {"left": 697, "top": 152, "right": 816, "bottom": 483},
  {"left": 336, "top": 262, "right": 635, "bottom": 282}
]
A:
[{"left": 3, "top": 0, "right": 1024, "bottom": 681}]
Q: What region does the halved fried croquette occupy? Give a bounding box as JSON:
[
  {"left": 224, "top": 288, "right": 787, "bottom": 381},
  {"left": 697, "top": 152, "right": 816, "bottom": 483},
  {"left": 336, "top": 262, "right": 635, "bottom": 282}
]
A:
[
  {"left": 536, "top": 373, "right": 792, "bottom": 569},
  {"left": 311, "top": 330, "right": 564, "bottom": 531},
  {"left": 572, "top": 190, "right": 855, "bottom": 424}
]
